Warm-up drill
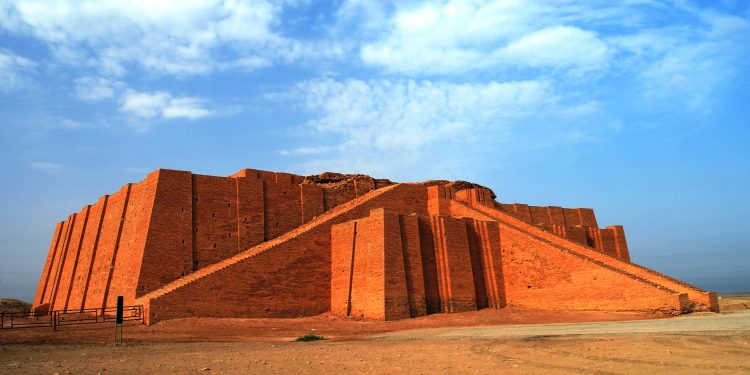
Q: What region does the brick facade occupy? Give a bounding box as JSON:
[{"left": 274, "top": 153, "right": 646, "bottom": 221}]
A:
[{"left": 31, "top": 168, "right": 718, "bottom": 323}]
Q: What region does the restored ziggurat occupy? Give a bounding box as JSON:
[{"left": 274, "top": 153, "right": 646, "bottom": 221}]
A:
[{"left": 33, "top": 168, "right": 719, "bottom": 324}]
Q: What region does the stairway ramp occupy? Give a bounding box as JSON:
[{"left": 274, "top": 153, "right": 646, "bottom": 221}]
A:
[
  {"left": 459, "top": 200, "right": 718, "bottom": 311},
  {"left": 137, "top": 183, "right": 402, "bottom": 302}
]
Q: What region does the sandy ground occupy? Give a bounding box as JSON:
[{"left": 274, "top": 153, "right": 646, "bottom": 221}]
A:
[
  {"left": 0, "top": 314, "right": 748, "bottom": 374},
  {"left": 0, "top": 307, "right": 665, "bottom": 344},
  {"left": 0, "top": 295, "right": 748, "bottom": 374}
]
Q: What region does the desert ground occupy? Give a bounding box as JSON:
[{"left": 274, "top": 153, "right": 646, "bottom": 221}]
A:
[{"left": 1, "top": 295, "right": 748, "bottom": 374}]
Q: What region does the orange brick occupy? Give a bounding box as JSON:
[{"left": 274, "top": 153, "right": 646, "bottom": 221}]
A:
[{"left": 30, "top": 169, "right": 717, "bottom": 322}]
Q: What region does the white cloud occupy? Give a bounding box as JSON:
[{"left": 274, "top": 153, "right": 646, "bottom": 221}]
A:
[
  {"left": 0, "top": 49, "right": 35, "bottom": 92},
  {"left": 282, "top": 78, "right": 598, "bottom": 177},
  {"left": 119, "top": 90, "right": 212, "bottom": 120},
  {"left": 162, "top": 98, "right": 212, "bottom": 119},
  {"left": 30, "top": 162, "right": 62, "bottom": 174},
  {"left": 280, "top": 146, "right": 335, "bottom": 156},
  {"left": 0, "top": 0, "right": 316, "bottom": 76},
  {"left": 74, "top": 76, "right": 120, "bottom": 101},
  {"left": 359, "top": 1, "right": 612, "bottom": 75},
  {"left": 356, "top": 0, "right": 750, "bottom": 87},
  {"left": 498, "top": 26, "right": 610, "bottom": 71}
]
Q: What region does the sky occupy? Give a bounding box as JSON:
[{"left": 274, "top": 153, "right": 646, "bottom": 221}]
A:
[{"left": 0, "top": 0, "right": 748, "bottom": 301}]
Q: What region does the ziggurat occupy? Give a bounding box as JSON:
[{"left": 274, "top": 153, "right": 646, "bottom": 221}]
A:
[{"left": 33, "top": 168, "right": 719, "bottom": 324}]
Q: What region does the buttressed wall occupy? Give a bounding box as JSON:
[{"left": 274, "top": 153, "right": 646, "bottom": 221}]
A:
[{"left": 33, "top": 168, "right": 718, "bottom": 324}]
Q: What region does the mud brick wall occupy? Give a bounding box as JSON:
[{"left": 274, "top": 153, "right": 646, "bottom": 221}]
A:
[
  {"left": 598, "top": 228, "right": 617, "bottom": 258},
  {"left": 264, "top": 178, "right": 302, "bottom": 240},
  {"left": 190, "top": 169, "right": 353, "bottom": 271},
  {"left": 147, "top": 221, "right": 336, "bottom": 321},
  {"left": 137, "top": 170, "right": 194, "bottom": 296},
  {"left": 464, "top": 219, "right": 506, "bottom": 309},
  {"left": 192, "top": 174, "right": 238, "bottom": 269},
  {"left": 34, "top": 172, "right": 159, "bottom": 311},
  {"left": 190, "top": 170, "right": 359, "bottom": 271},
  {"left": 499, "top": 227, "right": 686, "bottom": 313},
  {"left": 301, "top": 184, "right": 325, "bottom": 222},
  {"left": 475, "top": 192, "right": 640, "bottom": 262},
  {"left": 431, "top": 216, "right": 477, "bottom": 313},
  {"left": 332, "top": 205, "right": 506, "bottom": 320},
  {"left": 399, "top": 214, "right": 427, "bottom": 317},
  {"left": 49, "top": 209, "right": 83, "bottom": 311},
  {"left": 418, "top": 213, "right": 441, "bottom": 314},
  {"left": 330, "top": 220, "right": 356, "bottom": 317},
  {"left": 427, "top": 185, "right": 451, "bottom": 216},
  {"left": 529, "top": 206, "right": 551, "bottom": 227},
  {"left": 463, "top": 201, "right": 718, "bottom": 311},
  {"left": 60, "top": 205, "right": 92, "bottom": 311},
  {"left": 143, "top": 183, "right": 430, "bottom": 322},
  {"left": 79, "top": 184, "right": 131, "bottom": 309},
  {"left": 32, "top": 221, "right": 63, "bottom": 308},
  {"left": 511, "top": 204, "right": 532, "bottom": 222},
  {"left": 331, "top": 209, "right": 419, "bottom": 320},
  {"left": 331, "top": 209, "right": 411, "bottom": 320},
  {"left": 583, "top": 226, "right": 628, "bottom": 261},
  {"left": 608, "top": 225, "right": 631, "bottom": 262},
  {"left": 454, "top": 188, "right": 493, "bottom": 207},
  {"left": 106, "top": 178, "right": 157, "bottom": 307},
  {"left": 565, "top": 226, "right": 588, "bottom": 246},
  {"left": 33, "top": 168, "right": 403, "bottom": 312},
  {"left": 34, "top": 168, "right": 714, "bottom": 319},
  {"left": 547, "top": 206, "right": 566, "bottom": 226},
  {"left": 323, "top": 183, "right": 354, "bottom": 211},
  {"left": 44, "top": 216, "right": 73, "bottom": 308},
  {"left": 65, "top": 197, "right": 105, "bottom": 311}
]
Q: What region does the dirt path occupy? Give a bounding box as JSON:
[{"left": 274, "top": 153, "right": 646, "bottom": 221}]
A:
[{"left": 371, "top": 310, "right": 750, "bottom": 340}]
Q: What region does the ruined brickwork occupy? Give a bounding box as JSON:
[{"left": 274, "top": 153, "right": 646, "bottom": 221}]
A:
[{"left": 32, "top": 168, "right": 718, "bottom": 324}]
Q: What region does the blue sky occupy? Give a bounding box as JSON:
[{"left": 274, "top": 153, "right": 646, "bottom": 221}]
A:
[{"left": 1, "top": 0, "right": 749, "bottom": 301}]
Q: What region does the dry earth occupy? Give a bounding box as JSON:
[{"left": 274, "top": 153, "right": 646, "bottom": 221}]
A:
[
  {"left": 720, "top": 293, "right": 750, "bottom": 311},
  {"left": 0, "top": 295, "right": 748, "bottom": 374}
]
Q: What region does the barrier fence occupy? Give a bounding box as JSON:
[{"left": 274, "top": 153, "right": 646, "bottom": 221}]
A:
[{"left": 0, "top": 305, "right": 143, "bottom": 330}]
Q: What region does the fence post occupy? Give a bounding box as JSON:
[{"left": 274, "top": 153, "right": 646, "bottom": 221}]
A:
[{"left": 114, "top": 296, "right": 123, "bottom": 345}]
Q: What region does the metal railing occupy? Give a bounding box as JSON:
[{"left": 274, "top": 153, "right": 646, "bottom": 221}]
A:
[{"left": 0, "top": 305, "right": 143, "bottom": 330}]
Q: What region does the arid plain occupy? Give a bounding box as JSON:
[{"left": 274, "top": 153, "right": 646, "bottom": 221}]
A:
[{"left": 1, "top": 296, "right": 748, "bottom": 374}]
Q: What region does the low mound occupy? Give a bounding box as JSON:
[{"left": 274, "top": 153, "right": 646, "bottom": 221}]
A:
[
  {"left": 0, "top": 298, "right": 31, "bottom": 313},
  {"left": 719, "top": 293, "right": 750, "bottom": 310}
]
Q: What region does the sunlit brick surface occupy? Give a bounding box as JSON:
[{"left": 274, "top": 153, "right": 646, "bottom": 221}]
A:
[{"left": 32, "top": 168, "right": 718, "bottom": 324}]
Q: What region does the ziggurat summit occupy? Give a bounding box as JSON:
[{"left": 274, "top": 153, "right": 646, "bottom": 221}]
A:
[{"left": 33, "top": 168, "right": 719, "bottom": 324}]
